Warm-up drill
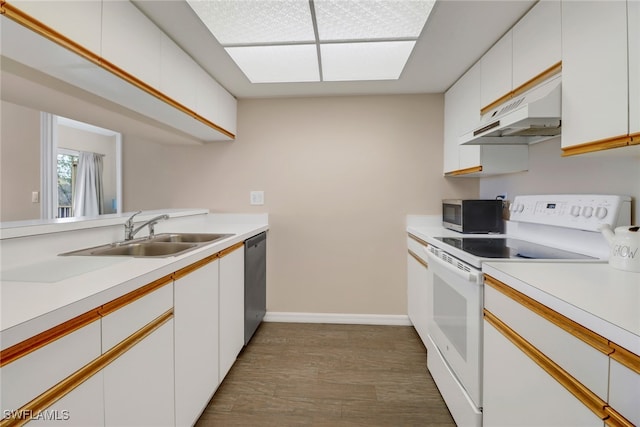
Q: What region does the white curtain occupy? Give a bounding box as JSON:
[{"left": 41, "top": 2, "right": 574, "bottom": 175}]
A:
[{"left": 73, "top": 152, "right": 104, "bottom": 217}]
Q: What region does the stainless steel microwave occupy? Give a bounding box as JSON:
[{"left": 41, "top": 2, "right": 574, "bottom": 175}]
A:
[{"left": 442, "top": 199, "right": 504, "bottom": 234}]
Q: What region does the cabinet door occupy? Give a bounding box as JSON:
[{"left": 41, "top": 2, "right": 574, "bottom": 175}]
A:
[
  {"left": 0, "top": 320, "right": 101, "bottom": 415},
  {"left": 629, "top": 0, "right": 640, "bottom": 139},
  {"left": 480, "top": 31, "right": 513, "bottom": 109},
  {"left": 483, "top": 320, "right": 605, "bottom": 427},
  {"left": 444, "top": 62, "right": 481, "bottom": 173},
  {"left": 512, "top": 0, "right": 561, "bottom": 89},
  {"left": 219, "top": 246, "right": 245, "bottom": 383},
  {"left": 407, "top": 250, "right": 430, "bottom": 347},
  {"left": 28, "top": 372, "right": 104, "bottom": 427},
  {"left": 104, "top": 319, "right": 175, "bottom": 427},
  {"left": 102, "top": 0, "right": 162, "bottom": 89},
  {"left": 174, "top": 260, "right": 220, "bottom": 427},
  {"left": 9, "top": 0, "right": 102, "bottom": 54},
  {"left": 160, "top": 33, "right": 197, "bottom": 109},
  {"left": 561, "top": 0, "right": 629, "bottom": 149},
  {"left": 609, "top": 357, "right": 640, "bottom": 426}
]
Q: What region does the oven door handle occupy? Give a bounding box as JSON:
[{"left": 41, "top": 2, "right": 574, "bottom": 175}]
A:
[{"left": 426, "top": 250, "right": 483, "bottom": 285}]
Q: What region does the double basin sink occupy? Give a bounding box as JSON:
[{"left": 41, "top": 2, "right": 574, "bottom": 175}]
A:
[{"left": 61, "top": 233, "right": 234, "bottom": 258}]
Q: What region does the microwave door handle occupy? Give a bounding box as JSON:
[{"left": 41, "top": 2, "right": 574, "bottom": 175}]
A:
[{"left": 426, "top": 250, "right": 483, "bottom": 284}]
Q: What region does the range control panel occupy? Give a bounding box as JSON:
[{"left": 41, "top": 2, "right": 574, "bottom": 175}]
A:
[{"left": 509, "top": 194, "right": 631, "bottom": 231}]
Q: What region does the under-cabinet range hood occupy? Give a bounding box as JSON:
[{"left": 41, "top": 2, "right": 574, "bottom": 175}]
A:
[{"left": 460, "top": 74, "right": 561, "bottom": 145}]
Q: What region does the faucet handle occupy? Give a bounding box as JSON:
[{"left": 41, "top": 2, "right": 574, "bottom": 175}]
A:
[{"left": 125, "top": 210, "right": 142, "bottom": 226}]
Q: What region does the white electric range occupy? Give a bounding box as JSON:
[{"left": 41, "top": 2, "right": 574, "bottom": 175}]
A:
[{"left": 421, "top": 194, "right": 632, "bottom": 427}]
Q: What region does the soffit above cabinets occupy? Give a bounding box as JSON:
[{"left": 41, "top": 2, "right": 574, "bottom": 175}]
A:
[{"left": 186, "top": 0, "right": 435, "bottom": 83}]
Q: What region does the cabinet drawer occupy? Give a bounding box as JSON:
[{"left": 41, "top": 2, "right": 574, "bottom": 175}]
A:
[
  {"left": 101, "top": 280, "right": 173, "bottom": 351},
  {"left": 0, "top": 320, "right": 101, "bottom": 413},
  {"left": 484, "top": 278, "right": 610, "bottom": 400},
  {"left": 609, "top": 355, "right": 640, "bottom": 426}
]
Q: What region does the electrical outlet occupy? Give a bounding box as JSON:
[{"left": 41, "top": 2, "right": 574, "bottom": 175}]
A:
[
  {"left": 31, "top": 191, "right": 40, "bottom": 203},
  {"left": 250, "top": 191, "right": 264, "bottom": 206}
]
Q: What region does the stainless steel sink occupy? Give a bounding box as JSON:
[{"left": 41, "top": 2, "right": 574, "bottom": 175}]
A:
[
  {"left": 150, "top": 233, "right": 233, "bottom": 243},
  {"left": 60, "top": 233, "right": 234, "bottom": 258}
]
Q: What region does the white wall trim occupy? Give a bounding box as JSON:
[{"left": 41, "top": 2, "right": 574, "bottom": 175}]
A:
[{"left": 263, "top": 312, "right": 412, "bottom": 326}]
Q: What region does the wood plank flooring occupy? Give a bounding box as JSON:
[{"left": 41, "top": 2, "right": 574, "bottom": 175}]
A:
[{"left": 195, "top": 322, "right": 456, "bottom": 426}]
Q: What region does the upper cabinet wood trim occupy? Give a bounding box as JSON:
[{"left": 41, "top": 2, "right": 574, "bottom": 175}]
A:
[
  {"left": 480, "top": 61, "right": 562, "bottom": 115},
  {"left": 629, "top": 132, "right": 640, "bottom": 145},
  {"left": 604, "top": 407, "right": 636, "bottom": 427},
  {"left": 1, "top": 2, "right": 101, "bottom": 66},
  {"left": 1, "top": 1, "right": 235, "bottom": 140},
  {"left": 484, "top": 275, "right": 612, "bottom": 355},
  {"left": 561, "top": 134, "right": 631, "bottom": 157},
  {"left": 444, "top": 165, "right": 483, "bottom": 177}
]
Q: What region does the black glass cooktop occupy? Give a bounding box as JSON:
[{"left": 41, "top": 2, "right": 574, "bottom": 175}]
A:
[{"left": 433, "top": 237, "right": 597, "bottom": 260}]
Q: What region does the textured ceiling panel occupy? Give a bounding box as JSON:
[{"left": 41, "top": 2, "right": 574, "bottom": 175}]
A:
[
  {"left": 187, "top": 0, "right": 315, "bottom": 45},
  {"left": 314, "top": 0, "right": 435, "bottom": 41}
]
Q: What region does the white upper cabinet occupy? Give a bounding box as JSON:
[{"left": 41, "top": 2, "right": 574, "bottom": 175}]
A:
[
  {"left": 444, "top": 62, "right": 481, "bottom": 174},
  {"left": 444, "top": 62, "right": 528, "bottom": 177},
  {"left": 480, "top": 31, "right": 513, "bottom": 109},
  {"left": 160, "top": 33, "right": 197, "bottom": 110},
  {"left": 102, "top": 0, "right": 162, "bottom": 89},
  {"left": 561, "top": 0, "right": 629, "bottom": 150},
  {"left": 8, "top": 0, "right": 102, "bottom": 55},
  {"left": 629, "top": 0, "right": 640, "bottom": 139},
  {"left": 512, "top": 0, "right": 561, "bottom": 89}
]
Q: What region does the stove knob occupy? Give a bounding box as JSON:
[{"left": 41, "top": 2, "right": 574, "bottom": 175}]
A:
[
  {"left": 517, "top": 204, "right": 525, "bottom": 213},
  {"left": 570, "top": 205, "right": 581, "bottom": 217},
  {"left": 595, "top": 207, "right": 608, "bottom": 219},
  {"left": 582, "top": 206, "right": 594, "bottom": 218}
]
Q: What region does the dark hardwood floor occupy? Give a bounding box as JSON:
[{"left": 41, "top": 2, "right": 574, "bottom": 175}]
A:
[{"left": 195, "top": 322, "right": 456, "bottom": 426}]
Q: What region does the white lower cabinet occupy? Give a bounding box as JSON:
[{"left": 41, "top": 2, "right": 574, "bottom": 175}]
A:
[
  {"left": 406, "top": 235, "right": 430, "bottom": 346},
  {"left": 174, "top": 259, "right": 220, "bottom": 427},
  {"left": 608, "top": 357, "right": 640, "bottom": 426},
  {"left": 483, "top": 320, "right": 604, "bottom": 427},
  {"left": 27, "top": 372, "right": 104, "bottom": 427},
  {"left": 0, "top": 320, "right": 102, "bottom": 419},
  {"left": 104, "top": 319, "right": 175, "bottom": 427},
  {"left": 219, "top": 245, "right": 245, "bottom": 383}
]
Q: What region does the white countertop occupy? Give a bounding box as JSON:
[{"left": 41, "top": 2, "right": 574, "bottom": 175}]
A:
[
  {"left": 483, "top": 262, "right": 640, "bottom": 355},
  {"left": 0, "top": 212, "right": 268, "bottom": 349}
]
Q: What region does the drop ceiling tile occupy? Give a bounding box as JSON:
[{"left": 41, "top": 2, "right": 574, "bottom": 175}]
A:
[
  {"left": 321, "top": 41, "right": 416, "bottom": 81},
  {"left": 225, "top": 45, "right": 320, "bottom": 83},
  {"left": 187, "top": 0, "right": 315, "bottom": 45},
  {"left": 314, "top": 0, "right": 435, "bottom": 41}
]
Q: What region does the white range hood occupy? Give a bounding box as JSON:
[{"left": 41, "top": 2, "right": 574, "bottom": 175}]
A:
[{"left": 460, "top": 74, "right": 561, "bottom": 145}]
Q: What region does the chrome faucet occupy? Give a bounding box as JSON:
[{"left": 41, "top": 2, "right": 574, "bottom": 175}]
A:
[{"left": 124, "top": 211, "right": 169, "bottom": 241}]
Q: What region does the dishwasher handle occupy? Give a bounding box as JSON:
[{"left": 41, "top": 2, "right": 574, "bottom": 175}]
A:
[{"left": 426, "top": 249, "right": 483, "bottom": 285}]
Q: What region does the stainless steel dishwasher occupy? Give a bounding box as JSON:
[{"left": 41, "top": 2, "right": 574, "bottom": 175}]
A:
[{"left": 244, "top": 232, "right": 266, "bottom": 345}]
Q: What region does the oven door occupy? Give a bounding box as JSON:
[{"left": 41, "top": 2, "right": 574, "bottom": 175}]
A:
[{"left": 426, "top": 248, "right": 483, "bottom": 408}]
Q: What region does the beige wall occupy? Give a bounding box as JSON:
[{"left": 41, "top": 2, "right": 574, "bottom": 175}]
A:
[
  {"left": 480, "top": 137, "right": 640, "bottom": 224},
  {"left": 158, "top": 95, "right": 479, "bottom": 315},
  {"left": 0, "top": 101, "right": 41, "bottom": 221}
]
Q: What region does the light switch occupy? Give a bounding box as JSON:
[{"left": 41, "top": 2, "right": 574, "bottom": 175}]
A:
[
  {"left": 32, "top": 191, "right": 40, "bottom": 203},
  {"left": 250, "top": 191, "right": 264, "bottom": 206}
]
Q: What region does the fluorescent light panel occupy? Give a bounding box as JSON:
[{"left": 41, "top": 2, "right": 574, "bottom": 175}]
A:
[{"left": 187, "top": 0, "right": 436, "bottom": 83}]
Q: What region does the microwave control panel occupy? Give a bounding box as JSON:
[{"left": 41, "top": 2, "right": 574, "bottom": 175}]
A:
[{"left": 509, "top": 194, "right": 631, "bottom": 231}]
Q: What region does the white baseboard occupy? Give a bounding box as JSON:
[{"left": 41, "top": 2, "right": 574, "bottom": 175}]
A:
[{"left": 263, "top": 312, "right": 412, "bottom": 326}]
